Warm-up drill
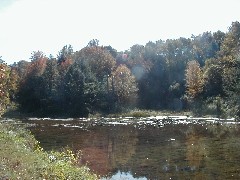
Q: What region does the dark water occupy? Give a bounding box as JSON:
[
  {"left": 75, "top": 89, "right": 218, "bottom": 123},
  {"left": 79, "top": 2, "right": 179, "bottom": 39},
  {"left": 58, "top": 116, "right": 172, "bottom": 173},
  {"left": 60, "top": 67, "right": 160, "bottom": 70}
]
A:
[{"left": 23, "top": 118, "right": 240, "bottom": 179}]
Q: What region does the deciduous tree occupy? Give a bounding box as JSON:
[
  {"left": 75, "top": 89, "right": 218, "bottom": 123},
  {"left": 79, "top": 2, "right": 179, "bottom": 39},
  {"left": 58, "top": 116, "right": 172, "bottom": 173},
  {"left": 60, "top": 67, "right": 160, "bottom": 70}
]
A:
[
  {"left": 0, "top": 59, "right": 10, "bottom": 115},
  {"left": 110, "top": 64, "right": 138, "bottom": 107},
  {"left": 75, "top": 46, "right": 116, "bottom": 79},
  {"left": 185, "top": 60, "right": 204, "bottom": 99}
]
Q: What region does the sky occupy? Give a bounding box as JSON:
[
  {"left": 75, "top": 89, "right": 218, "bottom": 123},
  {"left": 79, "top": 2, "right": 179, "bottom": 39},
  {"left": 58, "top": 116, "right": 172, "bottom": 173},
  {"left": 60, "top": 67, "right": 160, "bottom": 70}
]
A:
[{"left": 1, "top": 0, "right": 240, "bottom": 64}]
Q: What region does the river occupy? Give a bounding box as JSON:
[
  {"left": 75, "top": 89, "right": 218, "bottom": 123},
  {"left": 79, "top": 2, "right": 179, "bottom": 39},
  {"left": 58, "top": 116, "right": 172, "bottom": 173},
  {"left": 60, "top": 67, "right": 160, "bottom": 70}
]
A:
[{"left": 21, "top": 116, "right": 240, "bottom": 179}]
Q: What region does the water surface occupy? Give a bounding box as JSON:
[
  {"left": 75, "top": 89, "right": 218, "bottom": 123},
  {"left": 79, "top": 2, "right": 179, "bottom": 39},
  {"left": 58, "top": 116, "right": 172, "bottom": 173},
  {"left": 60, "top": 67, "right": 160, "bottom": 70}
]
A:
[{"left": 23, "top": 117, "right": 240, "bottom": 179}]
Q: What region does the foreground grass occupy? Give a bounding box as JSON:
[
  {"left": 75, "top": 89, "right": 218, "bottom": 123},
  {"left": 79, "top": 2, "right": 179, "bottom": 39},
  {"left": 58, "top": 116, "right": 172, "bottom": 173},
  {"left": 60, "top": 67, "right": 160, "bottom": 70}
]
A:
[{"left": 0, "top": 121, "right": 98, "bottom": 180}]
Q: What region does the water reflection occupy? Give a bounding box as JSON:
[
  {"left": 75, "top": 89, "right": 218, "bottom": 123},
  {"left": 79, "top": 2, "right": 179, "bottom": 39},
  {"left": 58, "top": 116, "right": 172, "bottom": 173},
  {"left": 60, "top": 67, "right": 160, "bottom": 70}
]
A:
[
  {"left": 24, "top": 119, "right": 240, "bottom": 179},
  {"left": 102, "top": 171, "right": 147, "bottom": 180}
]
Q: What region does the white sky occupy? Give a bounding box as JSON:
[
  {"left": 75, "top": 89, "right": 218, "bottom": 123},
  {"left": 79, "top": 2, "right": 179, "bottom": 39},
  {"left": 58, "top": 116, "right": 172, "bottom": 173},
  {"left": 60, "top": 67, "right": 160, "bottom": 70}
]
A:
[{"left": 1, "top": 0, "right": 240, "bottom": 64}]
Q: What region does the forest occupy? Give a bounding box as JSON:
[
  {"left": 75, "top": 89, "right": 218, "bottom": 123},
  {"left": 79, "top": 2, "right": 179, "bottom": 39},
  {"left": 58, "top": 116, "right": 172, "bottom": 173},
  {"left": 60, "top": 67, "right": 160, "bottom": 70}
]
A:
[{"left": 0, "top": 21, "right": 239, "bottom": 118}]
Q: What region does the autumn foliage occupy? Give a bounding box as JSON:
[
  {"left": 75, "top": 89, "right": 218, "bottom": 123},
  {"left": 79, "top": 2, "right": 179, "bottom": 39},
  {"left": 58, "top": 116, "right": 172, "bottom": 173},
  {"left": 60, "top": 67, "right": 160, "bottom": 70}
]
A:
[
  {"left": 110, "top": 64, "right": 138, "bottom": 106},
  {"left": 0, "top": 60, "right": 19, "bottom": 115},
  {"left": 185, "top": 60, "right": 204, "bottom": 99},
  {"left": 1, "top": 21, "right": 240, "bottom": 118}
]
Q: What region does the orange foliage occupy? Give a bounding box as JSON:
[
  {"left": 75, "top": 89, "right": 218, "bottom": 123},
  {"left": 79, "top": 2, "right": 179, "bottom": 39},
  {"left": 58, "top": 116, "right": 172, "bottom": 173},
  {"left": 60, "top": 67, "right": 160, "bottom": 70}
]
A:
[
  {"left": 58, "top": 58, "right": 73, "bottom": 72},
  {"left": 78, "top": 46, "right": 116, "bottom": 78},
  {"left": 185, "top": 60, "right": 204, "bottom": 98},
  {"left": 27, "top": 52, "right": 48, "bottom": 76}
]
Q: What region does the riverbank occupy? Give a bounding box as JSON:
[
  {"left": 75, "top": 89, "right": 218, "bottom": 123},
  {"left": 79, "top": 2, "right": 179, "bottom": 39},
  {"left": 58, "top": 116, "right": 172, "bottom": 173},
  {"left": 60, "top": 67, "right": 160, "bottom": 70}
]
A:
[
  {"left": 3, "top": 107, "right": 193, "bottom": 119},
  {"left": 3, "top": 107, "right": 238, "bottom": 123},
  {"left": 105, "top": 109, "right": 193, "bottom": 118},
  {"left": 0, "top": 121, "right": 98, "bottom": 179}
]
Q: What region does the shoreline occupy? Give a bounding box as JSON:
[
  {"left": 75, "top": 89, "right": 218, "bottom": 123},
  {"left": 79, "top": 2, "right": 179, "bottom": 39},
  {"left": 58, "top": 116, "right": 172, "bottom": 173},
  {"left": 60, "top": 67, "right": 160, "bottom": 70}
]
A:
[{"left": 0, "top": 121, "right": 98, "bottom": 179}]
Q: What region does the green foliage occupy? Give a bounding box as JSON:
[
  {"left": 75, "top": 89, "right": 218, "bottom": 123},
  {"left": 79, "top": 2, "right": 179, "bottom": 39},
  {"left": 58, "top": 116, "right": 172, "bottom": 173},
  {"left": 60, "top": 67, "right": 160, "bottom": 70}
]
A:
[
  {"left": 191, "top": 97, "right": 226, "bottom": 117},
  {"left": 57, "top": 45, "right": 73, "bottom": 64},
  {"left": 41, "top": 58, "right": 62, "bottom": 114},
  {"left": 0, "top": 121, "right": 98, "bottom": 179},
  {"left": 8, "top": 21, "right": 240, "bottom": 118},
  {"left": 64, "top": 61, "right": 87, "bottom": 116},
  {"left": 191, "top": 32, "right": 220, "bottom": 65},
  {"left": 188, "top": 22, "right": 240, "bottom": 118},
  {"left": 17, "top": 54, "right": 46, "bottom": 113},
  {"left": 219, "top": 21, "right": 240, "bottom": 57},
  {"left": 87, "top": 39, "right": 99, "bottom": 47},
  {"left": 104, "top": 45, "right": 117, "bottom": 58},
  {"left": 203, "top": 59, "right": 223, "bottom": 97}
]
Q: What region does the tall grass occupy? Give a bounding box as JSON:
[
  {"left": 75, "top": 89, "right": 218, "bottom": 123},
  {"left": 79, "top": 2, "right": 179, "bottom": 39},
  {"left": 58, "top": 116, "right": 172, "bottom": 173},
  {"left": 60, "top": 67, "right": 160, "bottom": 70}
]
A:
[{"left": 0, "top": 121, "right": 98, "bottom": 179}]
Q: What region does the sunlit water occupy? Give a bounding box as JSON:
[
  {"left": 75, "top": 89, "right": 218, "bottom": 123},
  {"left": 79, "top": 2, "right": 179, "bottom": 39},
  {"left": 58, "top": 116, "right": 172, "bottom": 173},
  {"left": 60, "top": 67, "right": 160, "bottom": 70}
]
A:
[{"left": 21, "top": 117, "right": 240, "bottom": 179}]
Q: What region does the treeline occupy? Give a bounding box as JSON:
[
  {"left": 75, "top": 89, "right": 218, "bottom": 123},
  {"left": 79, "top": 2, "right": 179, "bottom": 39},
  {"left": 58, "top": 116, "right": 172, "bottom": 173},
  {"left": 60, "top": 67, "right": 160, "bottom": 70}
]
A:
[{"left": 0, "top": 21, "right": 239, "bottom": 118}]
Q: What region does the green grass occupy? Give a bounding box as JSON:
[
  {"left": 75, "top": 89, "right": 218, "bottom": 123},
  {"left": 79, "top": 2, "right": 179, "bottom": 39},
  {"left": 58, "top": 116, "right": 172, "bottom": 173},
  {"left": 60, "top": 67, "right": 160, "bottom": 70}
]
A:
[{"left": 0, "top": 121, "right": 98, "bottom": 180}]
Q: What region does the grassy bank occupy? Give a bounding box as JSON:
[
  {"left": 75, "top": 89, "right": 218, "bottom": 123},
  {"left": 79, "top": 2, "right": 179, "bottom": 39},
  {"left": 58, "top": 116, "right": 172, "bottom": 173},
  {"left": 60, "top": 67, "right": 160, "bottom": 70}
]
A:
[{"left": 0, "top": 121, "right": 98, "bottom": 179}]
